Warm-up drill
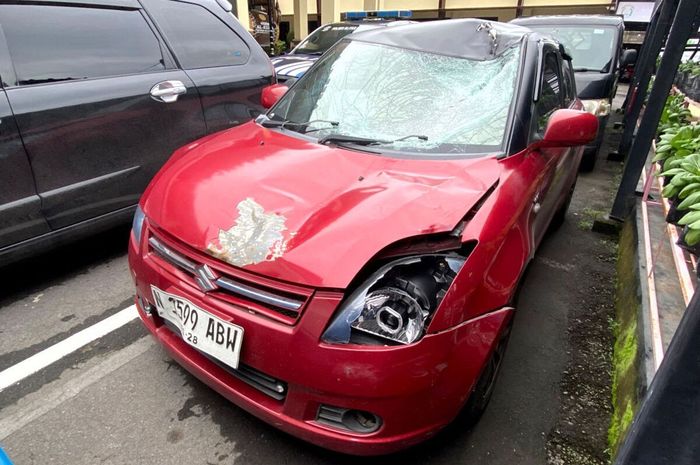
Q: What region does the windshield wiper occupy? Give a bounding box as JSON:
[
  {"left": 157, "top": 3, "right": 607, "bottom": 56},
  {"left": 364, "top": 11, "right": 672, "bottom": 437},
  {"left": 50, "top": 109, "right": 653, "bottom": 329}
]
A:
[
  {"left": 259, "top": 117, "right": 339, "bottom": 131},
  {"left": 318, "top": 134, "right": 429, "bottom": 147},
  {"left": 318, "top": 134, "right": 383, "bottom": 146},
  {"left": 388, "top": 134, "right": 429, "bottom": 143}
]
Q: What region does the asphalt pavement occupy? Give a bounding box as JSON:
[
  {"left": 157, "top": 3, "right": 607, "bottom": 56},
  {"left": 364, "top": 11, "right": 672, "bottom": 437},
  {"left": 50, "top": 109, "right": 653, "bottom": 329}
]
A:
[{"left": 0, "top": 92, "right": 626, "bottom": 465}]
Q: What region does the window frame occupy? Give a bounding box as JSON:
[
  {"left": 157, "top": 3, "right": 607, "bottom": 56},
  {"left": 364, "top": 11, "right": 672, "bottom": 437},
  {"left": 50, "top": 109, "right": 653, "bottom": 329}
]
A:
[
  {"left": 140, "top": 0, "right": 252, "bottom": 70},
  {"left": 532, "top": 45, "right": 564, "bottom": 138},
  {"left": 0, "top": 2, "right": 175, "bottom": 88}
]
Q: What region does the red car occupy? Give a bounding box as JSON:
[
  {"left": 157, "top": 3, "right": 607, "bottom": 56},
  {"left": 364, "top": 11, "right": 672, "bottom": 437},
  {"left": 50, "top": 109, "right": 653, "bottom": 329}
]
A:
[{"left": 128, "top": 19, "right": 597, "bottom": 455}]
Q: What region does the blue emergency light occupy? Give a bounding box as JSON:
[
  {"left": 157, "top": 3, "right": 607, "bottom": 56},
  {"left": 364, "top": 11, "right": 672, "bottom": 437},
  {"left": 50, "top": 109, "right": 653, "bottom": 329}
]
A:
[{"left": 341, "top": 10, "right": 413, "bottom": 21}]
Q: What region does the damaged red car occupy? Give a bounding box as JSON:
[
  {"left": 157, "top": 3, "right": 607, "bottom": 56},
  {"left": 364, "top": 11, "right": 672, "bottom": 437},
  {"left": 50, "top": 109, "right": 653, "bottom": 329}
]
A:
[{"left": 128, "top": 19, "right": 597, "bottom": 455}]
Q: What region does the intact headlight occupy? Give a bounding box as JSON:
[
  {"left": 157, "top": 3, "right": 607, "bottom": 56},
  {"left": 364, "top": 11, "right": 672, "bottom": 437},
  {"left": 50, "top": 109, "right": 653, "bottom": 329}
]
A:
[
  {"left": 581, "top": 98, "right": 611, "bottom": 117},
  {"left": 322, "top": 254, "right": 466, "bottom": 345},
  {"left": 131, "top": 205, "right": 146, "bottom": 244}
]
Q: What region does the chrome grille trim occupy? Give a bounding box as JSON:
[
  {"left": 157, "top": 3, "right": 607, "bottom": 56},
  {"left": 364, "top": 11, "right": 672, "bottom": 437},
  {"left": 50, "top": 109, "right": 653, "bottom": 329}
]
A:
[
  {"left": 148, "top": 235, "right": 304, "bottom": 313},
  {"left": 215, "top": 276, "right": 302, "bottom": 311},
  {"left": 149, "top": 236, "right": 196, "bottom": 273}
]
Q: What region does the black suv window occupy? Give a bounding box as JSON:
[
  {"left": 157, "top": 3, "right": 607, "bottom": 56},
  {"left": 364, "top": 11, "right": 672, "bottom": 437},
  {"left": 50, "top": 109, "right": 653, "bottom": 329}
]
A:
[
  {"left": 536, "top": 52, "right": 563, "bottom": 132},
  {"left": 147, "top": 0, "right": 250, "bottom": 69},
  {"left": 0, "top": 4, "right": 165, "bottom": 86}
]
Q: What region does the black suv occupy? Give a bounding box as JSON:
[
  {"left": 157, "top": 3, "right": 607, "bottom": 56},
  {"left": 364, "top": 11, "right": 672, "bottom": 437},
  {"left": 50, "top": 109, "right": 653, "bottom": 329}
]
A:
[
  {"left": 0, "top": 0, "right": 273, "bottom": 266},
  {"left": 511, "top": 15, "right": 636, "bottom": 170}
]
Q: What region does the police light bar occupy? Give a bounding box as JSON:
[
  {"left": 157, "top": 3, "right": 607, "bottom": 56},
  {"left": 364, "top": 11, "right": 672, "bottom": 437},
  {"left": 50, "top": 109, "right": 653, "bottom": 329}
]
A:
[{"left": 341, "top": 10, "right": 412, "bottom": 21}]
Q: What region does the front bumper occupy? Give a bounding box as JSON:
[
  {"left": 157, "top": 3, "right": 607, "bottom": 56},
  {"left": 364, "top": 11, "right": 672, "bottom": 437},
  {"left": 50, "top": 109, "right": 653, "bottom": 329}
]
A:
[{"left": 129, "top": 236, "right": 512, "bottom": 455}]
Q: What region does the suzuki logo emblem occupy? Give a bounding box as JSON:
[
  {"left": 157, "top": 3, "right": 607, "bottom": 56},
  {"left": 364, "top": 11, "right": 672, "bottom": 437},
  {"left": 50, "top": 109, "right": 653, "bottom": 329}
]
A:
[{"left": 194, "top": 264, "right": 218, "bottom": 292}]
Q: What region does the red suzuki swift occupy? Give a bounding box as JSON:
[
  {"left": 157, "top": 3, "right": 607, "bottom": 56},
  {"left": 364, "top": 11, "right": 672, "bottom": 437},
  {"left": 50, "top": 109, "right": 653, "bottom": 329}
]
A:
[{"left": 128, "top": 19, "right": 597, "bottom": 455}]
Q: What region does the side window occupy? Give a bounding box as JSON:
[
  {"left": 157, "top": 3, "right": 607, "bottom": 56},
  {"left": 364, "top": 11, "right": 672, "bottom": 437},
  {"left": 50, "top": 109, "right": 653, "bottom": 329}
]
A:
[
  {"left": 0, "top": 4, "right": 165, "bottom": 86},
  {"left": 536, "top": 52, "right": 563, "bottom": 133},
  {"left": 148, "top": 0, "right": 251, "bottom": 69},
  {"left": 561, "top": 58, "right": 576, "bottom": 106}
]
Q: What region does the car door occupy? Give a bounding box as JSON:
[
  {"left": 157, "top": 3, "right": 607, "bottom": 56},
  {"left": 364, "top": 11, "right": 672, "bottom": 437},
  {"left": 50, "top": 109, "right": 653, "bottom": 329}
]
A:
[
  {"left": 545, "top": 56, "right": 583, "bottom": 204},
  {"left": 0, "top": 89, "right": 50, "bottom": 249},
  {"left": 0, "top": 1, "right": 207, "bottom": 230},
  {"left": 141, "top": 0, "right": 273, "bottom": 133},
  {"left": 529, "top": 48, "right": 567, "bottom": 246}
]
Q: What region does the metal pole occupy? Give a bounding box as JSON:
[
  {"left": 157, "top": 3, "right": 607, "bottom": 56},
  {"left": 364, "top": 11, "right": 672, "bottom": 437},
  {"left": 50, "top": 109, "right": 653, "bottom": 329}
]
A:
[
  {"left": 610, "top": 0, "right": 700, "bottom": 220},
  {"left": 614, "top": 0, "right": 677, "bottom": 159},
  {"left": 621, "top": 0, "right": 661, "bottom": 107},
  {"left": 613, "top": 289, "right": 700, "bottom": 465}
]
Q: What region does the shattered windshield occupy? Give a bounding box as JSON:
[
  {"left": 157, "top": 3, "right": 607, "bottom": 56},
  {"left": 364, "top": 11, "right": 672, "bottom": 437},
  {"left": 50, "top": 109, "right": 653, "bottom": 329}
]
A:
[
  {"left": 269, "top": 40, "right": 521, "bottom": 155},
  {"left": 527, "top": 25, "right": 617, "bottom": 72}
]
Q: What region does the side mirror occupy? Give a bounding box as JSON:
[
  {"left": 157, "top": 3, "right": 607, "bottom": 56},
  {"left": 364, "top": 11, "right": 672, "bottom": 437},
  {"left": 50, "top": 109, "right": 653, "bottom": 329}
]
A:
[
  {"left": 539, "top": 109, "right": 599, "bottom": 147},
  {"left": 621, "top": 49, "right": 638, "bottom": 67},
  {"left": 261, "top": 84, "right": 288, "bottom": 109}
]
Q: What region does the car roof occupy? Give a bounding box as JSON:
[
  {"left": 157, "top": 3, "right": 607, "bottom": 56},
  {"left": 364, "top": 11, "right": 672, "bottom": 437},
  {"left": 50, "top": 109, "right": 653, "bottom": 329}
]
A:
[
  {"left": 348, "top": 19, "right": 535, "bottom": 60},
  {"left": 511, "top": 14, "right": 625, "bottom": 27}
]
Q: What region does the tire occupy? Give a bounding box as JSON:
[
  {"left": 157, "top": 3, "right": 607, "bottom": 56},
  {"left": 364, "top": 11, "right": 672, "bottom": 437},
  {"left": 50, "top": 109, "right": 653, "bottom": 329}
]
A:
[
  {"left": 549, "top": 181, "right": 576, "bottom": 231},
  {"left": 579, "top": 145, "right": 597, "bottom": 172},
  {"left": 460, "top": 322, "right": 512, "bottom": 425}
]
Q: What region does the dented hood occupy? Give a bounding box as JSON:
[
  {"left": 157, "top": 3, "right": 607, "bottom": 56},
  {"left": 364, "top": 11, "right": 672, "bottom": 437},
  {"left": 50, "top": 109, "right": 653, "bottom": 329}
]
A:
[{"left": 143, "top": 123, "right": 501, "bottom": 288}]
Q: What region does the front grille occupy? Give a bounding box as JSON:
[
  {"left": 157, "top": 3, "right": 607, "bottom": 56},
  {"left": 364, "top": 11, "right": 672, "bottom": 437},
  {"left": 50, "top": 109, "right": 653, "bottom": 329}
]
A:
[
  {"left": 220, "top": 361, "right": 287, "bottom": 401},
  {"left": 147, "top": 229, "right": 310, "bottom": 324},
  {"left": 162, "top": 320, "right": 287, "bottom": 401}
]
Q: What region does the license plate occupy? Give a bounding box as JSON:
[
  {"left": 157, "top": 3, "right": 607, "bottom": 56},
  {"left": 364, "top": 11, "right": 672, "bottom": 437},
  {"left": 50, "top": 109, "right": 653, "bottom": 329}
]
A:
[{"left": 151, "top": 286, "right": 244, "bottom": 369}]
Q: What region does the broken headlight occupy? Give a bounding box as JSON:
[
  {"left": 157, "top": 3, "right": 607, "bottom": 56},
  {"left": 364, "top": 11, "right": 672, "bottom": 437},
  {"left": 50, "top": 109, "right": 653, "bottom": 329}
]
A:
[{"left": 322, "top": 254, "right": 466, "bottom": 345}]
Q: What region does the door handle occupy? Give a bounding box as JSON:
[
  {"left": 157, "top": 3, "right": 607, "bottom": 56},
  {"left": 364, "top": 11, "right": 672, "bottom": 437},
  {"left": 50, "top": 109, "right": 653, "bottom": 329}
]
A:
[{"left": 150, "top": 80, "right": 186, "bottom": 103}]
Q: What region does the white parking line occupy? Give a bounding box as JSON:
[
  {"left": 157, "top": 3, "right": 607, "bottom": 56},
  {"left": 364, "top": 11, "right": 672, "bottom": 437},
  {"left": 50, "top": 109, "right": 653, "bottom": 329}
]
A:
[
  {"left": 0, "top": 305, "right": 138, "bottom": 392},
  {"left": 0, "top": 336, "right": 153, "bottom": 441}
]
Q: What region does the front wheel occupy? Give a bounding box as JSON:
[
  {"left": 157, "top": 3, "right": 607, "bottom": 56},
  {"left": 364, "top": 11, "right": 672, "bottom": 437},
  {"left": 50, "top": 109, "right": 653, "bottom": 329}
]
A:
[
  {"left": 460, "top": 322, "right": 512, "bottom": 425},
  {"left": 579, "top": 145, "right": 598, "bottom": 172},
  {"left": 549, "top": 181, "right": 576, "bottom": 231}
]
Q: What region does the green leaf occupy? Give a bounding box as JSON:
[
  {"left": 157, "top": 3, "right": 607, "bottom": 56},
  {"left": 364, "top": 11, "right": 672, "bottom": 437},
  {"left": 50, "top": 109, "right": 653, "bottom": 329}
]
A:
[
  {"left": 678, "top": 191, "right": 700, "bottom": 210},
  {"left": 685, "top": 229, "right": 700, "bottom": 245},
  {"left": 660, "top": 168, "right": 685, "bottom": 177},
  {"left": 678, "top": 210, "right": 700, "bottom": 225},
  {"left": 679, "top": 183, "right": 700, "bottom": 199},
  {"left": 663, "top": 184, "right": 679, "bottom": 198}
]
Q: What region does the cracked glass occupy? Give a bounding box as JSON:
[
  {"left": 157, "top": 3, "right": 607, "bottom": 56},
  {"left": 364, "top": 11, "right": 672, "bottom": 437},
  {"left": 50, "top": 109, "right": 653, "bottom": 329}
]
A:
[{"left": 271, "top": 40, "right": 522, "bottom": 155}]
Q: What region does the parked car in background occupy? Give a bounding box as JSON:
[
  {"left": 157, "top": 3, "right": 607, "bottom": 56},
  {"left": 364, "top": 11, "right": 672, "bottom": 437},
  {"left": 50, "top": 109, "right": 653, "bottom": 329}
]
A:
[
  {"left": 511, "top": 15, "right": 636, "bottom": 170},
  {"left": 0, "top": 0, "right": 274, "bottom": 267},
  {"left": 129, "top": 19, "right": 597, "bottom": 454},
  {"left": 271, "top": 10, "right": 413, "bottom": 85}
]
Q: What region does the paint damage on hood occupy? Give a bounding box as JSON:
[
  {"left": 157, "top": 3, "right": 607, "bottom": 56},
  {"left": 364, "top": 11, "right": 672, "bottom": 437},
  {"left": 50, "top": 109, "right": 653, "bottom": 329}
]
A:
[{"left": 207, "top": 198, "right": 290, "bottom": 267}]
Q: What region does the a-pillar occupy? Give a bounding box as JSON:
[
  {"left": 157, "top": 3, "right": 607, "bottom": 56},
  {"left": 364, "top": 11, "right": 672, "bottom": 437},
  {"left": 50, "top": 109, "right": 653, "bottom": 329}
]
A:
[
  {"left": 321, "top": 0, "right": 340, "bottom": 24},
  {"left": 293, "top": 0, "right": 308, "bottom": 43},
  {"left": 234, "top": 0, "right": 250, "bottom": 30}
]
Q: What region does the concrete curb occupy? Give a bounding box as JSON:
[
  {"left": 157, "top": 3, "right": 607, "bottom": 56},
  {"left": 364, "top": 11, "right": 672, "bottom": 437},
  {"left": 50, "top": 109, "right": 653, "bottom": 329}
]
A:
[{"left": 633, "top": 199, "right": 660, "bottom": 392}]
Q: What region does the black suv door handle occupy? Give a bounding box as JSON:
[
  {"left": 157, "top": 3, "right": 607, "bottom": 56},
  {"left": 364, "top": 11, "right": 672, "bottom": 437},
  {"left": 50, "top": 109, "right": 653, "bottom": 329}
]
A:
[{"left": 150, "top": 80, "right": 187, "bottom": 103}]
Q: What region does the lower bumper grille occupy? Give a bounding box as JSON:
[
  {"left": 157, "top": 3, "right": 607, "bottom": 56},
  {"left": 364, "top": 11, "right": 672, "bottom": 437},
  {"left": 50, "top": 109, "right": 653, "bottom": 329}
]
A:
[
  {"left": 317, "top": 405, "right": 381, "bottom": 434},
  {"left": 162, "top": 320, "right": 287, "bottom": 401}
]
